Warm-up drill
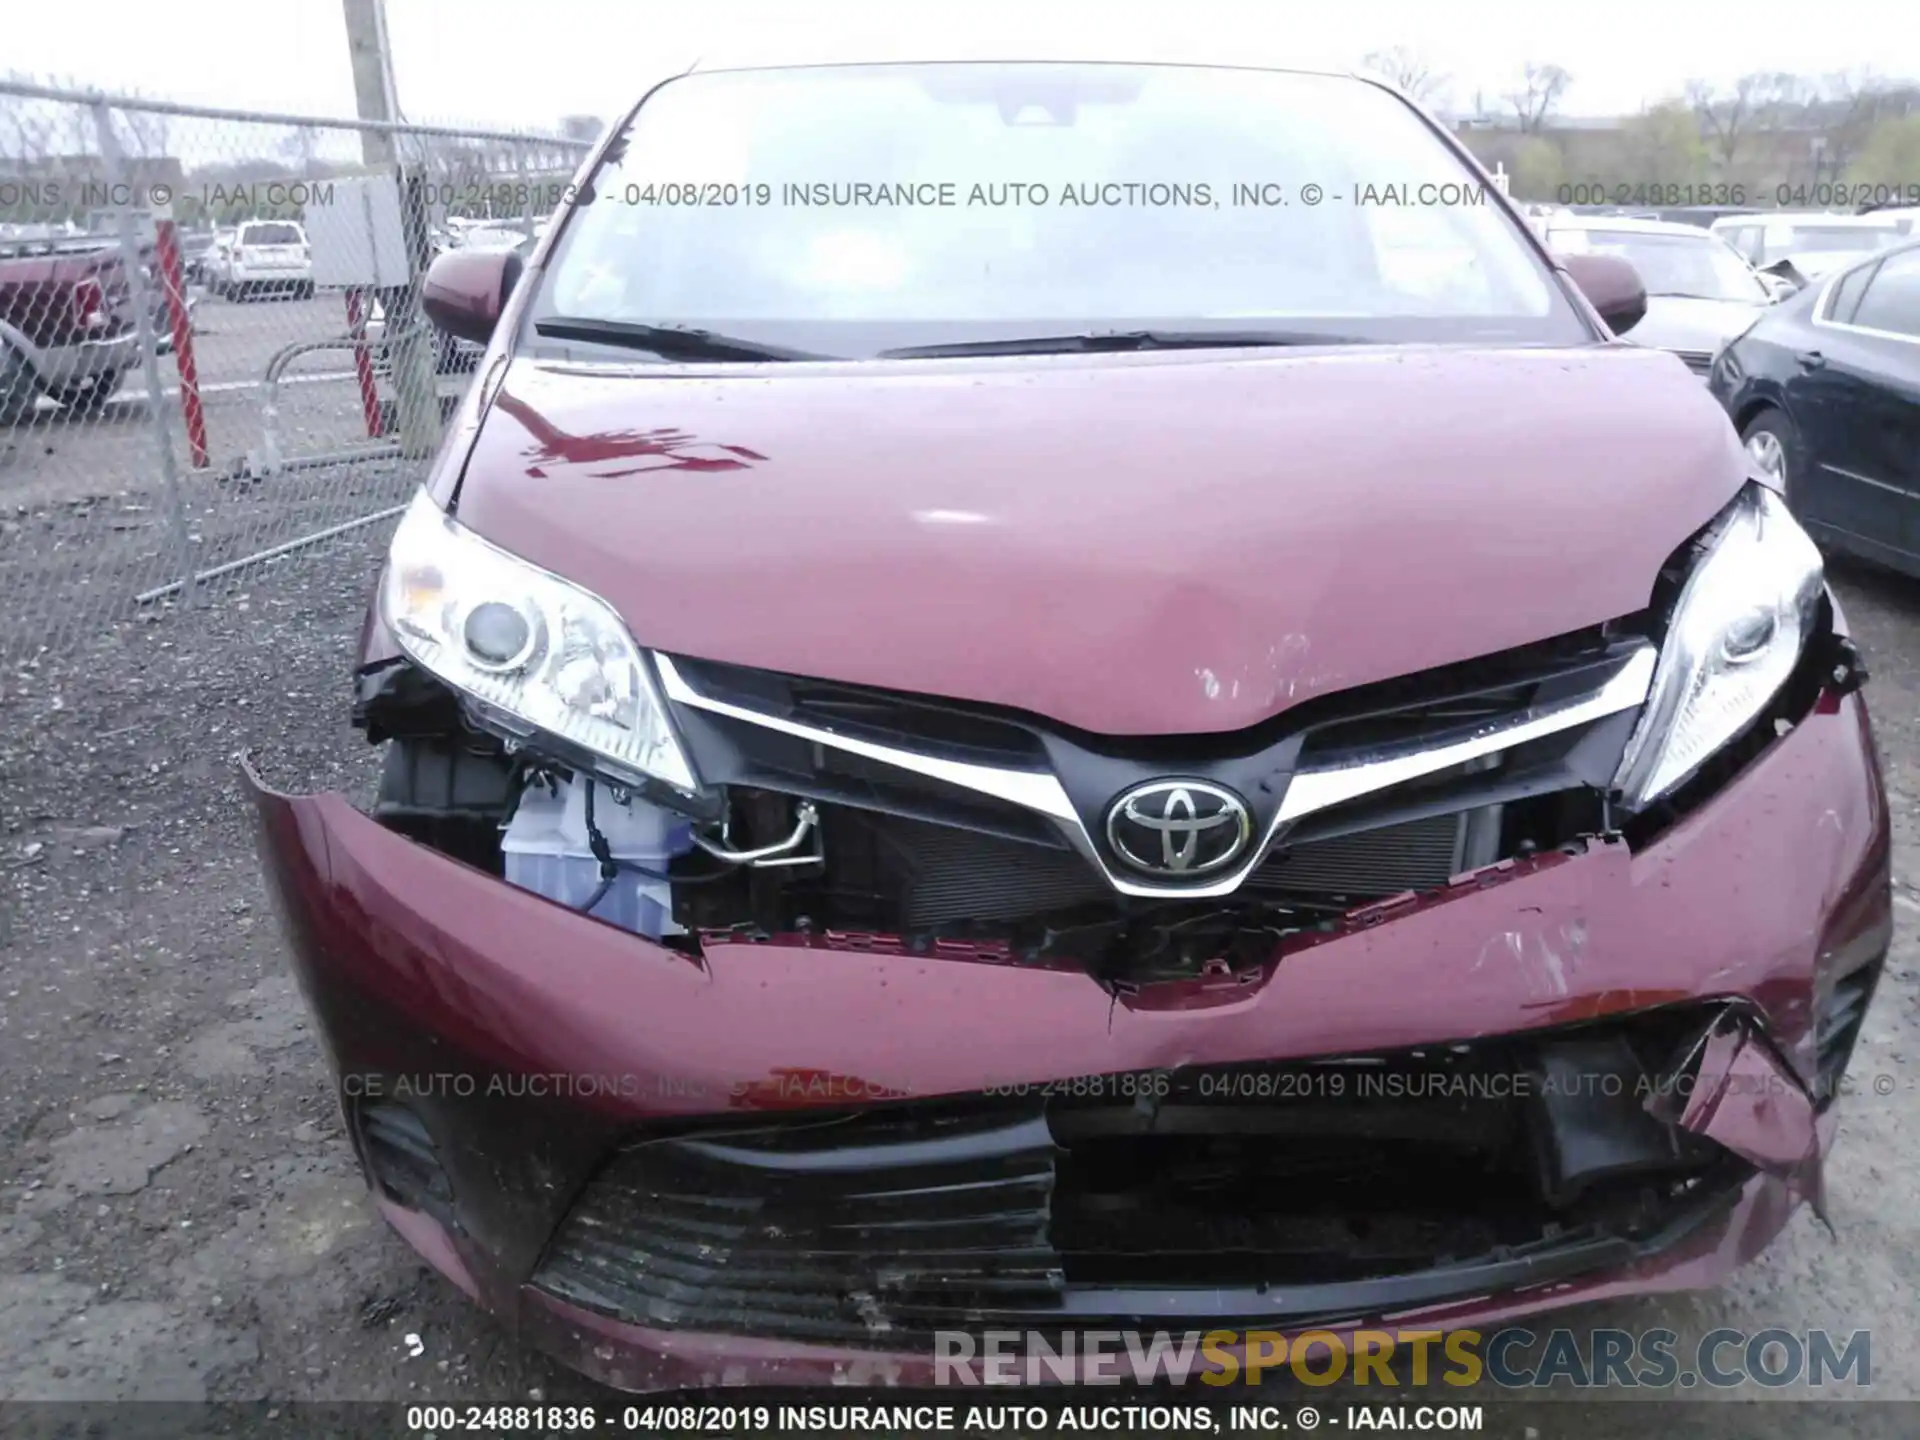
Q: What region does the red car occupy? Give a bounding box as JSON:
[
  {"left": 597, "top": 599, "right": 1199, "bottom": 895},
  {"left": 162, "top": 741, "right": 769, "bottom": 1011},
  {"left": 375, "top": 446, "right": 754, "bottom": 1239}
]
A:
[{"left": 247, "top": 62, "right": 1889, "bottom": 1393}]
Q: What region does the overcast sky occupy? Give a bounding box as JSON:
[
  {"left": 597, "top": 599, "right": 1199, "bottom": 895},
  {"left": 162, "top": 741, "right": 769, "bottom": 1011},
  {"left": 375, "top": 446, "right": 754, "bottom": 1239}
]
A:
[{"left": 6, "top": 0, "right": 1914, "bottom": 131}]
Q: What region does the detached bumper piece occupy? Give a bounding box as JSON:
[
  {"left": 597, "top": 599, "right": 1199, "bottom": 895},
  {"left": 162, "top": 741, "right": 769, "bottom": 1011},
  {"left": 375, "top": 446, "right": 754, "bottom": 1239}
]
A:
[
  {"left": 1649, "top": 1009, "right": 1828, "bottom": 1223},
  {"left": 531, "top": 1008, "right": 1752, "bottom": 1347}
]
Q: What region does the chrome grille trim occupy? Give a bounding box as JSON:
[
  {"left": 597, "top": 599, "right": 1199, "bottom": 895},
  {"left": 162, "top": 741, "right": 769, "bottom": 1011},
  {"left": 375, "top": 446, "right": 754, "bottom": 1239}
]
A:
[
  {"left": 653, "top": 644, "right": 1657, "bottom": 901},
  {"left": 653, "top": 653, "right": 1078, "bottom": 822},
  {"left": 1276, "top": 645, "right": 1656, "bottom": 824}
]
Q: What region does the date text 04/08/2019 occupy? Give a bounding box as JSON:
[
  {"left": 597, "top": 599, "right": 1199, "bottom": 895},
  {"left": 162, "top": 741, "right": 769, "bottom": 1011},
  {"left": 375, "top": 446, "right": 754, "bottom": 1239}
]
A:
[
  {"left": 410, "top": 1403, "right": 1244, "bottom": 1433},
  {"left": 1556, "top": 180, "right": 1920, "bottom": 208}
]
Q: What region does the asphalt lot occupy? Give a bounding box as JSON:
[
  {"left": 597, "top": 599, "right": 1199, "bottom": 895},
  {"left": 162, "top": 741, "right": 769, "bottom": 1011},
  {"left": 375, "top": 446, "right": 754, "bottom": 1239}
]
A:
[{"left": 0, "top": 309, "right": 1917, "bottom": 1432}]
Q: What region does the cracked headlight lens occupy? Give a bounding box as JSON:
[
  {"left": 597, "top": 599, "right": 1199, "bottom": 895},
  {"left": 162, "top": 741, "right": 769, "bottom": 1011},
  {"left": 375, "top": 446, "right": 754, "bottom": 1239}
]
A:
[
  {"left": 1614, "top": 484, "right": 1823, "bottom": 808},
  {"left": 380, "top": 488, "right": 697, "bottom": 793}
]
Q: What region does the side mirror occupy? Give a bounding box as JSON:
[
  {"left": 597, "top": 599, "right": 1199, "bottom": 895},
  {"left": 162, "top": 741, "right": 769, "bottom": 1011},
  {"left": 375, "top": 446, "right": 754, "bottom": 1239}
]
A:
[
  {"left": 1560, "top": 253, "right": 1647, "bottom": 335},
  {"left": 420, "top": 248, "right": 524, "bottom": 347}
]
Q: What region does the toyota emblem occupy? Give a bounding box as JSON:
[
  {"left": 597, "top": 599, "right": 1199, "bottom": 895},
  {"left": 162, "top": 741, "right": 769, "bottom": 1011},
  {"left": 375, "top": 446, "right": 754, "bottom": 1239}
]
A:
[{"left": 1104, "top": 780, "right": 1253, "bottom": 878}]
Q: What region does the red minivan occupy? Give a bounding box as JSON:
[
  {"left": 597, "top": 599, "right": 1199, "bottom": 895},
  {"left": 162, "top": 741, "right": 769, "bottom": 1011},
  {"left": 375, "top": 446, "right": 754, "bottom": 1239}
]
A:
[{"left": 247, "top": 62, "right": 1889, "bottom": 1393}]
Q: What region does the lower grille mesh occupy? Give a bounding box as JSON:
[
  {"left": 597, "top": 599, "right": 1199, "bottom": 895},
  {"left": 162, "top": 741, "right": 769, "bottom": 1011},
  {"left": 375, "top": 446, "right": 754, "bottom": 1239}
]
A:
[
  {"left": 532, "top": 1111, "right": 1063, "bottom": 1342},
  {"left": 898, "top": 826, "right": 1106, "bottom": 927},
  {"left": 1251, "top": 813, "right": 1464, "bottom": 897},
  {"left": 529, "top": 1038, "right": 1745, "bottom": 1347},
  {"left": 879, "top": 811, "right": 1471, "bottom": 927}
]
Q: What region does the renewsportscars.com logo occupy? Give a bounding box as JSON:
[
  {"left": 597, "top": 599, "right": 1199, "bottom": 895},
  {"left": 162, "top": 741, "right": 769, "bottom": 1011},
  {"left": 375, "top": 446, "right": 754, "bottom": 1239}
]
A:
[{"left": 932, "top": 1327, "right": 1872, "bottom": 1389}]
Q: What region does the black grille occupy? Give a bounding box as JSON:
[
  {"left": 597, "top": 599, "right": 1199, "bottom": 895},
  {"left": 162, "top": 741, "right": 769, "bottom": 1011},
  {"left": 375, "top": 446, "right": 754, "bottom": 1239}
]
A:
[
  {"left": 669, "top": 627, "right": 1633, "bottom": 770},
  {"left": 1676, "top": 350, "right": 1715, "bottom": 377},
  {"left": 883, "top": 820, "right": 1106, "bottom": 927},
  {"left": 665, "top": 634, "right": 1636, "bottom": 972},
  {"left": 669, "top": 655, "right": 1044, "bottom": 767},
  {"left": 1250, "top": 812, "right": 1466, "bottom": 898},
  {"left": 530, "top": 1029, "right": 1745, "bottom": 1346},
  {"left": 824, "top": 807, "right": 1474, "bottom": 929},
  {"left": 532, "top": 1110, "right": 1064, "bottom": 1343}
]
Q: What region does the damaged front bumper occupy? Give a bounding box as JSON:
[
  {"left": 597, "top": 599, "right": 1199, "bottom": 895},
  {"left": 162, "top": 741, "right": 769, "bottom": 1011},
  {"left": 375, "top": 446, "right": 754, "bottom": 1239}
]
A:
[{"left": 243, "top": 686, "right": 1889, "bottom": 1393}]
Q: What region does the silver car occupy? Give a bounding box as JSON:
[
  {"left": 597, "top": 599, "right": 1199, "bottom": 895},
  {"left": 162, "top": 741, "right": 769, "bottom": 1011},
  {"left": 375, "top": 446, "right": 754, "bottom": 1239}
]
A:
[
  {"left": 1709, "top": 212, "right": 1905, "bottom": 283},
  {"left": 1546, "top": 215, "right": 1776, "bottom": 377}
]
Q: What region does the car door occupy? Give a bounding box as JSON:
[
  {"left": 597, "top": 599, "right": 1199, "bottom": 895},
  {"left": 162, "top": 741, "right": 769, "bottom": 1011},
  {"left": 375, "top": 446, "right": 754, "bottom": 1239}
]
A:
[{"left": 1804, "top": 246, "right": 1920, "bottom": 569}]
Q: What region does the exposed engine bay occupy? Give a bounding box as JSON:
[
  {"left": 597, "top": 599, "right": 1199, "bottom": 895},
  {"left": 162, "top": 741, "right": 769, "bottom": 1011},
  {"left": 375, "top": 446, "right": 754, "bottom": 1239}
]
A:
[{"left": 350, "top": 578, "right": 1855, "bottom": 987}]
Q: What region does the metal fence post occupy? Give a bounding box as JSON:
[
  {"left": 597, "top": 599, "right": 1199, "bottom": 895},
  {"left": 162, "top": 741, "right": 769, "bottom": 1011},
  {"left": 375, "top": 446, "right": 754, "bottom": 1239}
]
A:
[{"left": 91, "top": 95, "right": 200, "bottom": 608}]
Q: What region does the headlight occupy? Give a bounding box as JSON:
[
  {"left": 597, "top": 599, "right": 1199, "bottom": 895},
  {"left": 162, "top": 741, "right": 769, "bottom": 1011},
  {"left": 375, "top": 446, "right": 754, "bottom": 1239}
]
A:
[
  {"left": 380, "top": 488, "right": 698, "bottom": 794},
  {"left": 1614, "top": 484, "right": 1823, "bottom": 808}
]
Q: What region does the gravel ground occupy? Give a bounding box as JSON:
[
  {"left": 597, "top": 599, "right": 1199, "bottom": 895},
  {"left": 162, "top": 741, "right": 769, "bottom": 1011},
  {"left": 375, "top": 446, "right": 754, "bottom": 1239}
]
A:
[{"left": 0, "top": 501, "right": 1915, "bottom": 1435}]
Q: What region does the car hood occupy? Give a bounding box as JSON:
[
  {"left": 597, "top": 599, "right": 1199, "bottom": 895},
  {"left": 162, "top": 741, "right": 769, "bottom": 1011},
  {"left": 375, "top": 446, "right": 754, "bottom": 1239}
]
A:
[
  {"left": 449, "top": 344, "right": 1746, "bottom": 735},
  {"left": 1624, "top": 295, "right": 1769, "bottom": 355}
]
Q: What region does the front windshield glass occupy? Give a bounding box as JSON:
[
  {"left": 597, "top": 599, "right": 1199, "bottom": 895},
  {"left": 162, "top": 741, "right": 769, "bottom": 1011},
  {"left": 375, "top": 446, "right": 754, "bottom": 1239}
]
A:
[
  {"left": 531, "top": 63, "right": 1583, "bottom": 355},
  {"left": 1551, "top": 228, "right": 1767, "bottom": 302}
]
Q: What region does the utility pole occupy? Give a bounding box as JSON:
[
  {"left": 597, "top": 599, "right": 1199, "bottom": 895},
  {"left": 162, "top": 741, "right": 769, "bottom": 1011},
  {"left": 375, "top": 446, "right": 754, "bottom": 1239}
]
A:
[{"left": 342, "top": 0, "right": 440, "bottom": 459}]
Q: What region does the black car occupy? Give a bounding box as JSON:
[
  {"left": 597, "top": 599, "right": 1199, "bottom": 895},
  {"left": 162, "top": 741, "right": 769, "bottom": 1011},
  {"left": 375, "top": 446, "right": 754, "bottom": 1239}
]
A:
[{"left": 1711, "top": 237, "right": 1920, "bottom": 577}]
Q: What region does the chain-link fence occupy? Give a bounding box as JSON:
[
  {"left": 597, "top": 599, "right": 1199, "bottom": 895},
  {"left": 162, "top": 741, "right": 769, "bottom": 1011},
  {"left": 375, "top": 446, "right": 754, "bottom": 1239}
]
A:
[{"left": 0, "top": 78, "right": 590, "bottom": 668}]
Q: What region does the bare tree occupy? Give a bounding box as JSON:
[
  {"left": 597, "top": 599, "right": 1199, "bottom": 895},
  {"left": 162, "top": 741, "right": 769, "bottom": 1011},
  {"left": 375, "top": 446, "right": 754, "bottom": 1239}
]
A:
[
  {"left": 1506, "top": 63, "right": 1571, "bottom": 134},
  {"left": 1621, "top": 102, "right": 1709, "bottom": 186},
  {"left": 559, "top": 114, "right": 606, "bottom": 143},
  {"left": 1849, "top": 113, "right": 1920, "bottom": 188},
  {"left": 1811, "top": 70, "right": 1893, "bottom": 182},
  {"left": 1509, "top": 136, "right": 1566, "bottom": 199},
  {"left": 1362, "top": 48, "right": 1448, "bottom": 107},
  {"left": 1688, "top": 72, "right": 1801, "bottom": 172}
]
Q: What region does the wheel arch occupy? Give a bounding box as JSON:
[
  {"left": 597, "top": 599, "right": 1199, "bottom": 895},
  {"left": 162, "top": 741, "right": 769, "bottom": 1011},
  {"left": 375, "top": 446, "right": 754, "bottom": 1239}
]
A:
[{"left": 1732, "top": 394, "right": 1789, "bottom": 434}]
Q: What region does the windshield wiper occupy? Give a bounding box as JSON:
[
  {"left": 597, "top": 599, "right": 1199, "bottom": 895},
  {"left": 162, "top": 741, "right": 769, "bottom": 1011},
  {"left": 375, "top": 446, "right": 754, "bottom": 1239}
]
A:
[
  {"left": 1646, "top": 291, "right": 1731, "bottom": 301},
  {"left": 532, "top": 316, "right": 832, "bottom": 362},
  {"left": 878, "top": 329, "right": 1365, "bottom": 359}
]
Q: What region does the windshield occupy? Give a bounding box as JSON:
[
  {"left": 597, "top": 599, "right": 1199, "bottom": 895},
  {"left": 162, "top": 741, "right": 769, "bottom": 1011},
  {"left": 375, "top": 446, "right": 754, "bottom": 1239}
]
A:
[
  {"left": 1549, "top": 228, "right": 1767, "bottom": 302},
  {"left": 243, "top": 223, "right": 302, "bottom": 246},
  {"left": 531, "top": 63, "right": 1581, "bottom": 356}
]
